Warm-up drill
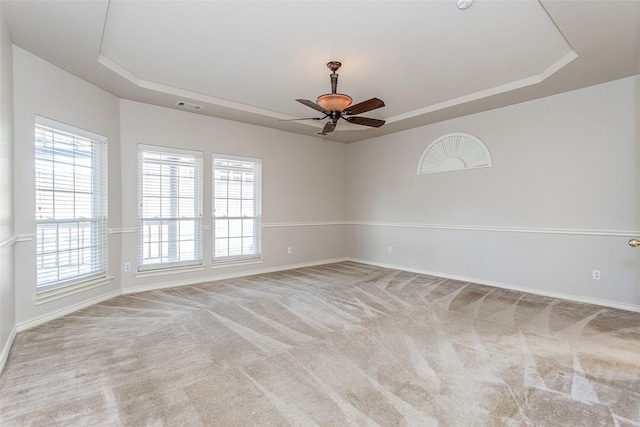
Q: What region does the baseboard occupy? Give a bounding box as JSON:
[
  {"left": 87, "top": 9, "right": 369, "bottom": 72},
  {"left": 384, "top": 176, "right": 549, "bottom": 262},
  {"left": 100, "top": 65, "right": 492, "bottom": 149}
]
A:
[
  {"left": 14, "top": 255, "right": 635, "bottom": 342},
  {"left": 121, "top": 257, "right": 350, "bottom": 295},
  {"left": 0, "top": 327, "right": 17, "bottom": 374},
  {"left": 347, "top": 258, "right": 640, "bottom": 313},
  {"left": 14, "top": 259, "right": 350, "bottom": 333},
  {"left": 16, "top": 289, "right": 122, "bottom": 332}
]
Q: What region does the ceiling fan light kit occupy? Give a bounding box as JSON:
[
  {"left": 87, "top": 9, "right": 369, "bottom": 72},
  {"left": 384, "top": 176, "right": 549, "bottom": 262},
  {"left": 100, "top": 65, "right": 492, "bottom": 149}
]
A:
[
  {"left": 294, "top": 61, "right": 386, "bottom": 135},
  {"left": 316, "top": 94, "right": 352, "bottom": 113}
]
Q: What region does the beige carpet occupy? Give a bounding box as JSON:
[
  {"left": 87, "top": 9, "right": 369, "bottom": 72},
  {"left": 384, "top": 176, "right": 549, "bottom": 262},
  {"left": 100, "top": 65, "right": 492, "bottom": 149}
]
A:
[{"left": 1, "top": 262, "right": 639, "bottom": 426}]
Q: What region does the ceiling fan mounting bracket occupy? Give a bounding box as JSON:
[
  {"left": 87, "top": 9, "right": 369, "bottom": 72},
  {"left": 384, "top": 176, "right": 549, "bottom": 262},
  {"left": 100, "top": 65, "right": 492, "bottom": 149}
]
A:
[{"left": 326, "top": 61, "right": 342, "bottom": 72}]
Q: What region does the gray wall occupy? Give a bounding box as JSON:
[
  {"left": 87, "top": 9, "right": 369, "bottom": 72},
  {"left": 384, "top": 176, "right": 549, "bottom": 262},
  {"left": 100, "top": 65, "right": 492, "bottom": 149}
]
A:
[
  {"left": 3, "top": 41, "right": 639, "bottom": 371},
  {"left": 10, "top": 47, "right": 348, "bottom": 330},
  {"left": 118, "top": 100, "right": 348, "bottom": 292},
  {"left": 346, "top": 75, "right": 639, "bottom": 309},
  {"left": 12, "top": 47, "right": 122, "bottom": 326},
  {"left": 0, "top": 4, "right": 15, "bottom": 369}
]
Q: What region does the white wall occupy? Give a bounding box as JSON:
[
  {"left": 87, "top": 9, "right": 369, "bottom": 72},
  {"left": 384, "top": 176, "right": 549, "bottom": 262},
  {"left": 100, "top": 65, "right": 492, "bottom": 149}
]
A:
[
  {"left": 9, "top": 46, "right": 347, "bottom": 330},
  {"left": 637, "top": 77, "right": 640, "bottom": 232},
  {"left": 12, "top": 47, "right": 122, "bottom": 326},
  {"left": 118, "top": 100, "right": 347, "bottom": 292},
  {"left": 347, "top": 76, "right": 639, "bottom": 310},
  {"left": 0, "top": 3, "right": 16, "bottom": 369},
  {"left": 6, "top": 42, "right": 639, "bottom": 338}
]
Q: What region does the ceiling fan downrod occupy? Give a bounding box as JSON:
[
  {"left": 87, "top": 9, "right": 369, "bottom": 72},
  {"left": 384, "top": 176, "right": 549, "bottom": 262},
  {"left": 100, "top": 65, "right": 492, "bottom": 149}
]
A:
[{"left": 327, "top": 61, "right": 341, "bottom": 94}]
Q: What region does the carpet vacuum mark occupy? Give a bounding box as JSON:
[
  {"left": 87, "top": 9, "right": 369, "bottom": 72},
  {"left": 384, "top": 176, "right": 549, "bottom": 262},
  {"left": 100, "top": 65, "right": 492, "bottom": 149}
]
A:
[{"left": 1, "top": 262, "right": 639, "bottom": 426}]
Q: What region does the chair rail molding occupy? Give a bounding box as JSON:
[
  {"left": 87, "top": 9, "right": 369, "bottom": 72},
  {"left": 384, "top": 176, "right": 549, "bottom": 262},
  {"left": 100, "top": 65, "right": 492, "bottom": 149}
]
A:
[{"left": 347, "top": 221, "right": 639, "bottom": 237}]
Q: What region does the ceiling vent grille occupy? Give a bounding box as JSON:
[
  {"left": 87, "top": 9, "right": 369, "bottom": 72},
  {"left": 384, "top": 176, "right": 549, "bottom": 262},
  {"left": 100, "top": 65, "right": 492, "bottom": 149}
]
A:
[{"left": 175, "top": 101, "right": 203, "bottom": 111}]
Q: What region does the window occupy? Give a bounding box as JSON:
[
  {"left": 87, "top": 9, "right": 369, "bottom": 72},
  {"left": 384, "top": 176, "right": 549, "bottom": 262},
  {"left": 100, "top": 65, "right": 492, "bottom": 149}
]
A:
[
  {"left": 418, "top": 132, "right": 492, "bottom": 174},
  {"left": 138, "top": 145, "right": 203, "bottom": 270},
  {"left": 212, "top": 155, "right": 262, "bottom": 262},
  {"left": 35, "top": 117, "right": 108, "bottom": 292}
]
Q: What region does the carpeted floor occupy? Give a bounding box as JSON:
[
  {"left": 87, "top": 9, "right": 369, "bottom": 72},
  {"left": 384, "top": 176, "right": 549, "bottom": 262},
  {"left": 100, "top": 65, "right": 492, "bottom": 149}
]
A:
[{"left": 1, "top": 262, "right": 639, "bottom": 426}]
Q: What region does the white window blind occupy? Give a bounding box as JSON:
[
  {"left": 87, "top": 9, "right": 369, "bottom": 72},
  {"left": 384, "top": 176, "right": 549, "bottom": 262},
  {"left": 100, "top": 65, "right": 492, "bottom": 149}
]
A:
[
  {"left": 138, "top": 145, "right": 203, "bottom": 270},
  {"left": 213, "top": 155, "right": 262, "bottom": 262},
  {"left": 35, "top": 117, "right": 108, "bottom": 291}
]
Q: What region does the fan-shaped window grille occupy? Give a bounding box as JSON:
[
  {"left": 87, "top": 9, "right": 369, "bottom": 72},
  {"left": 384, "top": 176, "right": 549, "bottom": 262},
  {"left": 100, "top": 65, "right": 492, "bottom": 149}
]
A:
[{"left": 418, "top": 132, "right": 492, "bottom": 174}]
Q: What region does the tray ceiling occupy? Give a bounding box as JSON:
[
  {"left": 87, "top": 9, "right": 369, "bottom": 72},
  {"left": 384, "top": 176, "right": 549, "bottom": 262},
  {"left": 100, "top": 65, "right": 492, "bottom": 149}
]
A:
[{"left": 3, "top": 1, "right": 640, "bottom": 142}]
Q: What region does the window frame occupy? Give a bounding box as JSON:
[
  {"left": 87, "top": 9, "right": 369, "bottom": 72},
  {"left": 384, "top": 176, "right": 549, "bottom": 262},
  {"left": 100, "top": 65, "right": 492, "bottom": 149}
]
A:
[
  {"left": 34, "top": 116, "right": 109, "bottom": 295},
  {"left": 137, "top": 144, "right": 204, "bottom": 271},
  {"left": 212, "top": 154, "right": 262, "bottom": 264}
]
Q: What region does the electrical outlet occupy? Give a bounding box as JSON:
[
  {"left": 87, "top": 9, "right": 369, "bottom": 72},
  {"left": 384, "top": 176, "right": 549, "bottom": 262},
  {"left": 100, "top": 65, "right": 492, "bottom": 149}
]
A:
[
  {"left": 124, "top": 262, "right": 131, "bottom": 272},
  {"left": 592, "top": 269, "right": 601, "bottom": 280},
  {"left": 387, "top": 246, "right": 392, "bottom": 254},
  {"left": 287, "top": 247, "right": 293, "bottom": 255}
]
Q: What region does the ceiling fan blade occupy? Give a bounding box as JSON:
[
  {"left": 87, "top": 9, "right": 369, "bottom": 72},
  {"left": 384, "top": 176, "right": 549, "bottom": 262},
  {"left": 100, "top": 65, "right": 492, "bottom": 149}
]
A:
[
  {"left": 296, "top": 99, "right": 327, "bottom": 113},
  {"left": 344, "top": 98, "right": 385, "bottom": 115},
  {"left": 279, "top": 115, "right": 327, "bottom": 122},
  {"left": 318, "top": 121, "right": 336, "bottom": 135},
  {"left": 344, "top": 116, "right": 386, "bottom": 128}
]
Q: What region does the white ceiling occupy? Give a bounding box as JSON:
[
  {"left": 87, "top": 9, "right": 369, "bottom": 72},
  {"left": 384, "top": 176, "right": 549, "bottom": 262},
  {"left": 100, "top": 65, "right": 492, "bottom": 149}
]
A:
[{"left": 3, "top": 1, "right": 640, "bottom": 143}]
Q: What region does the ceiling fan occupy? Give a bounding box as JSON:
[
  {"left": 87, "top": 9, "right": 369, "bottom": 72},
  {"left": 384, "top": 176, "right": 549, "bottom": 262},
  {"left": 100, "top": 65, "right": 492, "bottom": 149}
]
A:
[{"left": 292, "top": 61, "right": 386, "bottom": 135}]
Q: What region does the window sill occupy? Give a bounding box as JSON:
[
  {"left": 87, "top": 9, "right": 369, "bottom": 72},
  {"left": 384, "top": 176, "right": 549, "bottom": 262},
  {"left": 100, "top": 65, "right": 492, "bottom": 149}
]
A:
[
  {"left": 211, "top": 257, "right": 264, "bottom": 269},
  {"left": 34, "top": 275, "right": 113, "bottom": 305},
  {"left": 136, "top": 264, "right": 205, "bottom": 278}
]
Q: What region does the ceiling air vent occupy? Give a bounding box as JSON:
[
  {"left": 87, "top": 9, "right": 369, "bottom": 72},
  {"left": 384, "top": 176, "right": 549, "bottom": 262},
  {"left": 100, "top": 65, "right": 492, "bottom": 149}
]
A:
[{"left": 175, "top": 101, "right": 203, "bottom": 111}]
